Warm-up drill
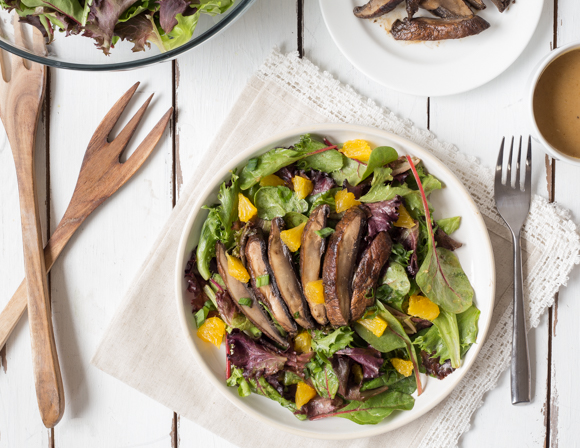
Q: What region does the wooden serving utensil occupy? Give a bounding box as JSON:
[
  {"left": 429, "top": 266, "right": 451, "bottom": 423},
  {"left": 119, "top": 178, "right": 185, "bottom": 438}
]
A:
[
  {"left": 0, "top": 22, "right": 62, "bottom": 428},
  {"left": 0, "top": 83, "right": 172, "bottom": 370}
]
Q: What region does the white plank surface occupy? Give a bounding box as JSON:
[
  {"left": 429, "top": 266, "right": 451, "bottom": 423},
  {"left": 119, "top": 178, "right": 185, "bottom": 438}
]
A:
[
  {"left": 0, "top": 0, "right": 576, "bottom": 446},
  {"left": 48, "top": 68, "right": 176, "bottom": 446}
]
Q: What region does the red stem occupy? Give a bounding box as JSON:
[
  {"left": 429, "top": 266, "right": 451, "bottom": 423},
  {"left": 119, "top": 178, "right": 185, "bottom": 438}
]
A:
[
  {"left": 210, "top": 278, "right": 224, "bottom": 293},
  {"left": 308, "top": 145, "right": 337, "bottom": 156},
  {"left": 406, "top": 155, "right": 434, "bottom": 238},
  {"left": 225, "top": 340, "right": 231, "bottom": 380}
]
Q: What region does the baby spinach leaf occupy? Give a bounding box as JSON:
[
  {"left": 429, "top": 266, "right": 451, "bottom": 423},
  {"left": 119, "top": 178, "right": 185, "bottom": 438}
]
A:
[
  {"left": 311, "top": 327, "right": 354, "bottom": 357},
  {"left": 333, "top": 390, "right": 414, "bottom": 425},
  {"left": 284, "top": 212, "right": 308, "bottom": 229},
  {"left": 315, "top": 227, "right": 335, "bottom": 238},
  {"left": 386, "top": 375, "right": 417, "bottom": 395},
  {"left": 254, "top": 186, "right": 308, "bottom": 220},
  {"left": 406, "top": 156, "right": 474, "bottom": 314},
  {"left": 353, "top": 322, "right": 406, "bottom": 353},
  {"left": 217, "top": 172, "right": 240, "bottom": 247},
  {"left": 376, "top": 262, "right": 411, "bottom": 312},
  {"left": 436, "top": 216, "right": 462, "bottom": 235},
  {"left": 239, "top": 134, "right": 331, "bottom": 190},
  {"left": 432, "top": 310, "right": 461, "bottom": 368},
  {"left": 363, "top": 147, "right": 399, "bottom": 180},
  {"left": 196, "top": 208, "right": 221, "bottom": 280},
  {"left": 360, "top": 370, "right": 405, "bottom": 391},
  {"left": 297, "top": 149, "right": 344, "bottom": 173},
  {"left": 457, "top": 305, "right": 480, "bottom": 357},
  {"left": 331, "top": 147, "right": 399, "bottom": 187}
]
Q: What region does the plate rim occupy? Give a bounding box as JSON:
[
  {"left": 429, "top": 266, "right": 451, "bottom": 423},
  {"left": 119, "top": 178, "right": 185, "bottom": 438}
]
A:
[
  {"left": 174, "top": 123, "right": 496, "bottom": 439},
  {"left": 318, "top": 0, "right": 545, "bottom": 97}
]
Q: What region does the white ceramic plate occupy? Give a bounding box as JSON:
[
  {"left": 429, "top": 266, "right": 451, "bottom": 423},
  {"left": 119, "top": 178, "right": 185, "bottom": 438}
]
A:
[
  {"left": 319, "top": 0, "right": 544, "bottom": 97},
  {"left": 175, "top": 123, "right": 495, "bottom": 439}
]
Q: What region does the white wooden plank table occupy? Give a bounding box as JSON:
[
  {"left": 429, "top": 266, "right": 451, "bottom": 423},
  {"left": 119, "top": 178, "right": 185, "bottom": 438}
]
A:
[{"left": 0, "top": 1, "right": 576, "bottom": 446}]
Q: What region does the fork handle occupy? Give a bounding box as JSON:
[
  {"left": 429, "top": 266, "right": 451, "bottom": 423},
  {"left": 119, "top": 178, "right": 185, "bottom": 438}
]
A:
[
  {"left": 12, "top": 143, "right": 65, "bottom": 428},
  {"left": 511, "top": 233, "right": 531, "bottom": 405}
]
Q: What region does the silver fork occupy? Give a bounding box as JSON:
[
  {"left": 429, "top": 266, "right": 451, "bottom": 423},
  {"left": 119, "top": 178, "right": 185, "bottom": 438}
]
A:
[{"left": 494, "top": 136, "right": 532, "bottom": 405}]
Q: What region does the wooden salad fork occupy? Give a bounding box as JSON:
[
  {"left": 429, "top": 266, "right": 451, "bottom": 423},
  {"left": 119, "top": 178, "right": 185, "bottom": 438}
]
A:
[
  {"left": 0, "top": 21, "right": 62, "bottom": 427},
  {"left": 0, "top": 78, "right": 172, "bottom": 423}
]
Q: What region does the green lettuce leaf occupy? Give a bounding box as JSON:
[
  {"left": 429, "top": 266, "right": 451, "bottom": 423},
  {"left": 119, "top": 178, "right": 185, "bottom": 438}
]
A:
[
  {"left": 297, "top": 149, "right": 343, "bottom": 173},
  {"left": 249, "top": 377, "right": 307, "bottom": 421},
  {"left": 311, "top": 327, "right": 354, "bottom": 357},
  {"left": 436, "top": 216, "right": 461, "bottom": 235},
  {"left": 254, "top": 186, "right": 308, "bottom": 220},
  {"left": 333, "top": 390, "right": 414, "bottom": 425}
]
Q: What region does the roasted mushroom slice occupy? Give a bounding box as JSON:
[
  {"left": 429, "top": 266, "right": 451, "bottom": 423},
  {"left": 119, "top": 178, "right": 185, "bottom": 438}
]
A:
[
  {"left": 354, "top": 0, "right": 405, "bottom": 18},
  {"left": 322, "top": 206, "right": 367, "bottom": 327},
  {"left": 463, "top": 0, "right": 485, "bottom": 9},
  {"left": 216, "top": 242, "right": 289, "bottom": 348},
  {"left": 420, "top": 0, "right": 473, "bottom": 18},
  {"left": 389, "top": 155, "right": 421, "bottom": 176},
  {"left": 406, "top": 0, "right": 420, "bottom": 18},
  {"left": 391, "top": 16, "right": 490, "bottom": 41},
  {"left": 490, "top": 0, "right": 511, "bottom": 12},
  {"left": 269, "top": 218, "right": 315, "bottom": 329},
  {"left": 300, "top": 204, "right": 331, "bottom": 325},
  {"left": 350, "top": 232, "right": 393, "bottom": 322},
  {"left": 243, "top": 229, "right": 298, "bottom": 336}
]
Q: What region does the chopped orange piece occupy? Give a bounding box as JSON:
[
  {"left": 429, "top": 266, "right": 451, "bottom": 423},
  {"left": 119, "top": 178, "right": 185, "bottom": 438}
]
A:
[
  {"left": 226, "top": 253, "right": 250, "bottom": 283},
  {"left": 304, "top": 279, "right": 325, "bottom": 305},
  {"left": 391, "top": 358, "right": 414, "bottom": 377},
  {"left": 260, "top": 174, "right": 286, "bottom": 187},
  {"left": 295, "top": 382, "right": 317, "bottom": 409},
  {"left": 394, "top": 204, "right": 415, "bottom": 229},
  {"left": 238, "top": 193, "right": 257, "bottom": 222},
  {"left": 294, "top": 331, "right": 312, "bottom": 353},
  {"left": 335, "top": 189, "right": 361, "bottom": 213},
  {"left": 280, "top": 221, "right": 306, "bottom": 252},
  {"left": 197, "top": 316, "right": 226, "bottom": 348},
  {"left": 408, "top": 295, "right": 440, "bottom": 321},
  {"left": 340, "top": 139, "right": 372, "bottom": 162},
  {"left": 292, "top": 175, "right": 314, "bottom": 200},
  {"left": 357, "top": 315, "right": 388, "bottom": 337}
]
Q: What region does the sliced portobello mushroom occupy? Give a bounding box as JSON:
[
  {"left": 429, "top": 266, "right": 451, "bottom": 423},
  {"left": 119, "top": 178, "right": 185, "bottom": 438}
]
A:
[
  {"left": 490, "top": 0, "right": 511, "bottom": 12},
  {"left": 300, "top": 204, "right": 331, "bottom": 325},
  {"left": 269, "top": 218, "right": 315, "bottom": 329},
  {"left": 391, "top": 16, "right": 490, "bottom": 41},
  {"left": 406, "top": 0, "right": 421, "bottom": 18},
  {"left": 420, "top": 0, "right": 473, "bottom": 18},
  {"left": 389, "top": 155, "right": 421, "bottom": 176},
  {"left": 434, "top": 227, "right": 463, "bottom": 251},
  {"left": 243, "top": 228, "right": 298, "bottom": 336},
  {"left": 354, "top": 0, "right": 405, "bottom": 18},
  {"left": 463, "top": 0, "right": 485, "bottom": 9},
  {"left": 350, "top": 232, "right": 393, "bottom": 322},
  {"left": 322, "top": 206, "right": 367, "bottom": 327},
  {"left": 216, "top": 242, "right": 289, "bottom": 348}
]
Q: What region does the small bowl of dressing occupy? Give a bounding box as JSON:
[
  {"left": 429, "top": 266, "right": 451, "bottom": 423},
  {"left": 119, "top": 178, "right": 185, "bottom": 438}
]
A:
[{"left": 529, "top": 42, "right": 580, "bottom": 165}]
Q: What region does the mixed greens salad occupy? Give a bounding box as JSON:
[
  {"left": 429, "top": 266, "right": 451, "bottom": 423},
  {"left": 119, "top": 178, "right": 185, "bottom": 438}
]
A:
[
  {"left": 184, "top": 134, "right": 480, "bottom": 424},
  {"left": 1, "top": 0, "right": 234, "bottom": 54}
]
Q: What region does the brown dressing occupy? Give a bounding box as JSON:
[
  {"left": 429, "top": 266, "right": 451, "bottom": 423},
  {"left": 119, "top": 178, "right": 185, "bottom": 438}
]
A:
[{"left": 534, "top": 49, "right": 580, "bottom": 159}]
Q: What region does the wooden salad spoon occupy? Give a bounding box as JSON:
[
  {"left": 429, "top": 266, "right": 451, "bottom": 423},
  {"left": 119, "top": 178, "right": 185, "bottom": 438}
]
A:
[
  {"left": 0, "top": 21, "right": 62, "bottom": 428},
  {"left": 0, "top": 78, "right": 172, "bottom": 422}
]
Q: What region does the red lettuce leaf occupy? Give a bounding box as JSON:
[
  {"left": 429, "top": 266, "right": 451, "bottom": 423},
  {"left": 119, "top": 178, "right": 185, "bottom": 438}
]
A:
[
  {"left": 158, "top": 0, "right": 197, "bottom": 34},
  {"left": 398, "top": 222, "right": 420, "bottom": 276},
  {"left": 84, "top": 0, "right": 140, "bottom": 54},
  {"left": 364, "top": 196, "right": 402, "bottom": 241},
  {"left": 335, "top": 347, "right": 384, "bottom": 379}
]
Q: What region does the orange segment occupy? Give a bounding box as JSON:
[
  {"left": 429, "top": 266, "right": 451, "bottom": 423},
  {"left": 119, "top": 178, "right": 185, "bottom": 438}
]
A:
[
  {"left": 357, "top": 315, "right": 388, "bottom": 337},
  {"left": 407, "top": 295, "right": 440, "bottom": 321},
  {"left": 280, "top": 221, "right": 306, "bottom": 252},
  {"left": 340, "top": 139, "right": 372, "bottom": 162},
  {"left": 260, "top": 174, "right": 286, "bottom": 187},
  {"left": 226, "top": 253, "right": 250, "bottom": 283},
  {"left": 292, "top": 175, "right": 313, "bottom": 200},
  {"left": 197, "top": 316, "right": 226, "bottom": 348},
  {"left": 238, "top": 193, "right": 257, "bottom": 222},
  {"left": 304, "top": 280, "right": 325, "bottom": 305},
  {"left": 294, "top": 331, "right": 312, "bottom": 353},
  {"left": 295, "top": 382, "right": 317, "bottom": 409},
  {"left": 394, "top": 204, "right": 415, "bottom": 229},
  {"left": 335, "top": 189, "right": 361, "bottom": 213},
  {"left": 391, "top": 358, "right": 414, "bottom": 377}
]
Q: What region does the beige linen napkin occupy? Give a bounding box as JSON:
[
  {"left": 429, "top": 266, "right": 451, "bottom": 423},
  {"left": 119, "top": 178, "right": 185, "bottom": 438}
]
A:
[{"left": 92, "top": 51, "right": 580, "bottom": 448}]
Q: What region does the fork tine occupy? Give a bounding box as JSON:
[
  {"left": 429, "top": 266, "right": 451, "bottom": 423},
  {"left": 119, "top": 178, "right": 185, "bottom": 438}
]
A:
[
  {"left": 516, "top": 136, "right": 522, "bottom": 191},
  {"left": 108, "top": 93, "right": 154, "bottom": 159},
  {"left": 525, "top": 136, "right": 532, "bottom": 198},
  {"left": 122, "top": 108, "right": 173, "bottom": 177},
  {"left": 495, "top": 137, "right": 505, "bottom": 187},
  {"left": 87, "top": 82, "right": 140, "bottom": 148},
  {"left": 507, "top": 137, "right": 514, "bottom": 187}
]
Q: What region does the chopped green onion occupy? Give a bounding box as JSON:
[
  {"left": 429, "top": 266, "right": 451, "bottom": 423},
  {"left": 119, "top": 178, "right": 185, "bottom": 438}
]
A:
[
  {"left": 315, "top": 227, "right": 335, "bottom": 238},
  {"left": 195, "top": 300, "right": 216, "bottom": 328},
  {"left": 256, "top": 274, "right": 270, "bottom": 287},
  {"left": 238, "top": 297, "right": 252, "bottom": 307},
  {"left": 293, "top": 311, "right": 300, "bottom": 319}
]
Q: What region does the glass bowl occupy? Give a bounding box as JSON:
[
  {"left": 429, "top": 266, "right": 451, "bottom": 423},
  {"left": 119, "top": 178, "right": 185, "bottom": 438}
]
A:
[{"left": 0, "top": 0, "right": 255, "bottom": 71}]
